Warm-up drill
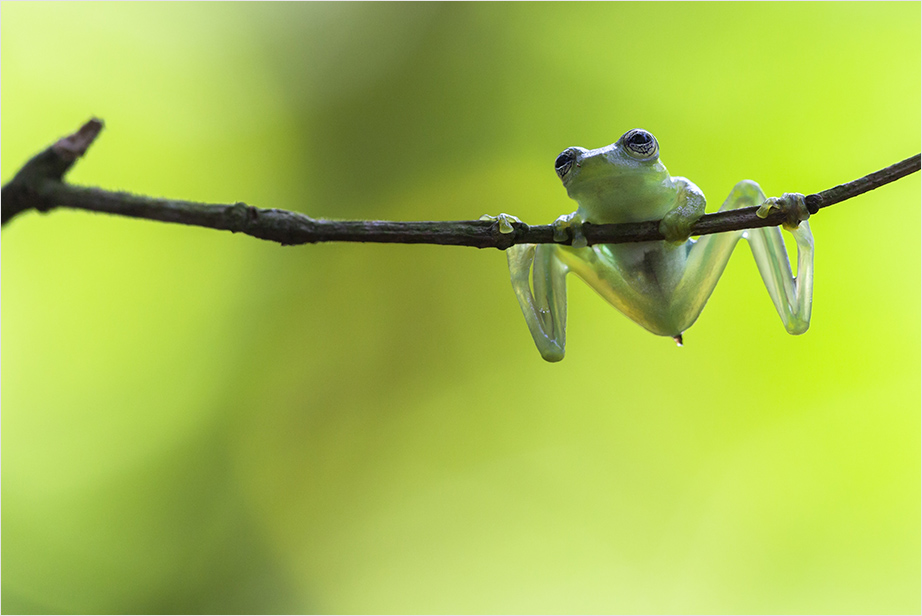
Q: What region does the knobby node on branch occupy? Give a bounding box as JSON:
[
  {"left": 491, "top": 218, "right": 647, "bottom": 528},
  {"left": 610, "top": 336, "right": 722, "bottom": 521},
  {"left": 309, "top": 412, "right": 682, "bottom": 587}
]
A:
[{"left": 2, "top": 119, "right": 919, "bottom": 249}]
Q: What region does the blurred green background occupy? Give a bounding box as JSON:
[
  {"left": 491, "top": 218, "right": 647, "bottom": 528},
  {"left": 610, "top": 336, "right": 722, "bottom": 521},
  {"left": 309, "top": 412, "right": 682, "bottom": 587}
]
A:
[{"left": 2, "top": 3, "right": 919, "bottom": 613}]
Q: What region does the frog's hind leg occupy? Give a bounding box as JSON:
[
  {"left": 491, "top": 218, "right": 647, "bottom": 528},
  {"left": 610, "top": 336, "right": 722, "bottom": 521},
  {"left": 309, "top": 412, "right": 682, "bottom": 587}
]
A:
[
  {"left": 747, "top": 190, "right": 814, "bottom": 334},
  {"left": 668, "top": 182, "right": 752, "bottom": 332},
  {"left": 672, "top": 180, "right": 812, "bottom": 336},
  {"left": 506, "top": 243, "right": 569, "bottom": 362}
]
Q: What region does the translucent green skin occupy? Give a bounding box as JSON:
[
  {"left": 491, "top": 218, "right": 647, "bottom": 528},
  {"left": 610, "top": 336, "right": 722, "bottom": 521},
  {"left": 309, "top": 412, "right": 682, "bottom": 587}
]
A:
[{"left": 506, "top": 129, "right": 813, "bottom": 362}]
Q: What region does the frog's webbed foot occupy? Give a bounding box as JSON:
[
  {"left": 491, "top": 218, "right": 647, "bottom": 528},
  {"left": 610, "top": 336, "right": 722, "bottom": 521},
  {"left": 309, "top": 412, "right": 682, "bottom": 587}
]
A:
[
  {"left": 480, "top": 213, "right": 521, "bottom": 234},
  {"left": 552, "top": 212, "right": 587, "bottom": 248},
  {"left": 756, "top": 192, "right": 810, "bottom": 231}
]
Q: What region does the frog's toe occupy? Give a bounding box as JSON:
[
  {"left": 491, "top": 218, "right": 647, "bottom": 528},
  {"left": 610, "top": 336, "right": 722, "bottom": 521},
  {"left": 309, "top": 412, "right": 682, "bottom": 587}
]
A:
[
  {"left": 659, "top": 210, "right": 696, "bottom": 243},
  {"left": 481, "top": 213, "right": 521, "bottom": 234},
  {"left": 552, "top": 213, "right": 587, "bottom": 248},
  {"left": 551, "top": 214, "right": 572, "bottom": 242},
  {"left": 756, "top": 193, "right": 809, "bottom": 230}
]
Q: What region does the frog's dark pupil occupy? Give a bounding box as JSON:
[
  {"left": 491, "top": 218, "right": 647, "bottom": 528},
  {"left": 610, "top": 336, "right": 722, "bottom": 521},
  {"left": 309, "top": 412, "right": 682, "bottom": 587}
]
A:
[
  {"left": 629, "top": 133, "right": 649, "bottom": 144},
  {"left": 554, "top": 152, "right": 576, "bottom": 178}
]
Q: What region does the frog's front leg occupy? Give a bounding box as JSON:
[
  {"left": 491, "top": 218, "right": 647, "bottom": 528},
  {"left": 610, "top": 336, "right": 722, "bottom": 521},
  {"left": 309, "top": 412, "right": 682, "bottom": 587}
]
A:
[
  {"left": 506, "top": 242, "right": 569, "bottom": 362},
  {"left": 659, "top": 176, "right": 707, "bottom": 243}
]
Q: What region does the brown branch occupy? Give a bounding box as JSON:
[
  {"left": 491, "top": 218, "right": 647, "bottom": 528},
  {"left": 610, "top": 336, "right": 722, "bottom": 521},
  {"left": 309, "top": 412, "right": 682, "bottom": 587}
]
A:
[{"left": 2, "top": 119, "right": 919, "bottom": 249}]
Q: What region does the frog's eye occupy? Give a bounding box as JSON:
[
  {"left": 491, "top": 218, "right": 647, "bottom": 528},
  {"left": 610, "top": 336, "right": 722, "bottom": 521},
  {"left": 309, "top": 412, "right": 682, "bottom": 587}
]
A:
[
  {"left": 621, "top": 129, "right": 658, "bottom": 159},
  {"left": 555, "top": 150, "right": 577, "bottom": 178}
]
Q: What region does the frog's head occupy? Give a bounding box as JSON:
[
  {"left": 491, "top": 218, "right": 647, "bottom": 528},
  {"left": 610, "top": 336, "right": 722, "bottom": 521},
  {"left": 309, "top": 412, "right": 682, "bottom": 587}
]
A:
[{"left": 554, "top": 129, "right": 672, "bottom": 221}]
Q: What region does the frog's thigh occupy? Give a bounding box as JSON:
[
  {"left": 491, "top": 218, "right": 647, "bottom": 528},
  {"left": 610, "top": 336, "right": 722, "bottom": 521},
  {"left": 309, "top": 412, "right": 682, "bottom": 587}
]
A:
[{"left": 666, "top": 183, "right": 759, "bottom": 331}]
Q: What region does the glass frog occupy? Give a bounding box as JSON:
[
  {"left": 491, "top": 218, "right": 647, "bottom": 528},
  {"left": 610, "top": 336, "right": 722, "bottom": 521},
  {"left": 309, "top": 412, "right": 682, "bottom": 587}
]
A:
[{"left": 490, "top": 128, "right": 813, "bottom": 362}]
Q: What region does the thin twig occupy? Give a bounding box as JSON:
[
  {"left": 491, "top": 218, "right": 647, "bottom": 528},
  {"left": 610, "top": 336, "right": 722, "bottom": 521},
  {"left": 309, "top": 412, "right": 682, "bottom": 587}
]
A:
[{"left": 2, "top": 119, "right": 919, "bottom": 249}]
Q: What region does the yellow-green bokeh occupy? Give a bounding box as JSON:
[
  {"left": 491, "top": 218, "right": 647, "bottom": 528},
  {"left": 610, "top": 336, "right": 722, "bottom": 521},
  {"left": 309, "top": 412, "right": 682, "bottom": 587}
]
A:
[{"left": 2, "top": 3, "right": 919, "bottom": 613}]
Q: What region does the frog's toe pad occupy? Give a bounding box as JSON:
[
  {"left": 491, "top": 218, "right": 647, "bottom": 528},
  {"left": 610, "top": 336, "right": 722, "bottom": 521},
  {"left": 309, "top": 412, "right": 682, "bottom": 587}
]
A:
[
  {"left": 659, "top": 211, "right": 695, "bottom": 243},
  {"left": 756, "top": 193, "right": 809, "bottom": 230},
  {"left": 481, "top": 213, "right": 521, "bottom": 234},
  {"left": 552, "top": 214, "right": 587, "bottom": 248}
]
